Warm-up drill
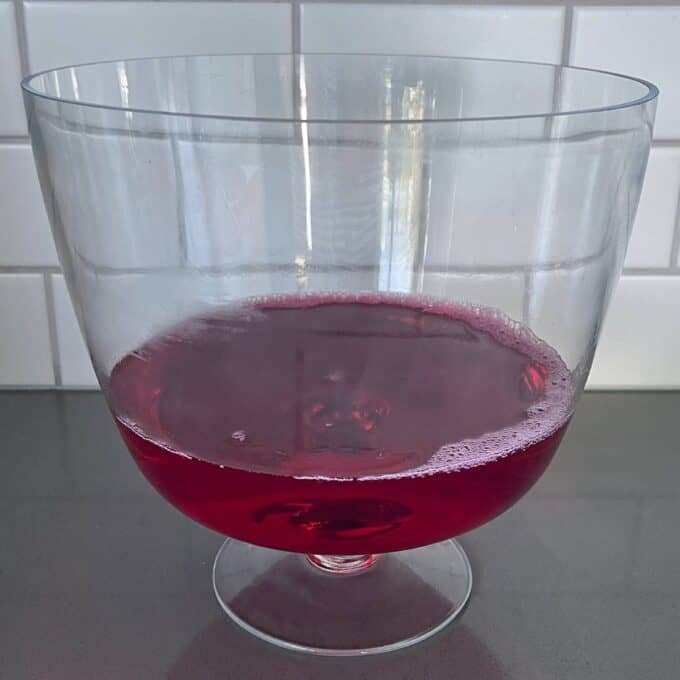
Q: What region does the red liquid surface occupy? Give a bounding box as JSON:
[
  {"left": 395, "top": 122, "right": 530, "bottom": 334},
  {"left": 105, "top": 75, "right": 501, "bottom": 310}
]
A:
[{"left": 109, "top": 295, "right": 573, "bottom": 555}]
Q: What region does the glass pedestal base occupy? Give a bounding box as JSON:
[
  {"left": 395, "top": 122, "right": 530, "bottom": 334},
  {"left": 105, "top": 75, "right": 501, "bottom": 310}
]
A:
[{"left": 212, "top": 538, "right": 472, "bottom": 656}]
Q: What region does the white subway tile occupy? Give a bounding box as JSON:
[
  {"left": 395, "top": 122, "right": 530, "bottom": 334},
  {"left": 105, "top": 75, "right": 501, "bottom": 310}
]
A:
[
  {"left": 424, "top": 135, "right": 614, "bottom": 268},
  {"left": 0, "top": 274, "right": 54, "bottom": 385},
  {"left": 46, "top": 134, "right": 182, "bottom": 270},
  {"left": 25, "top": 1, "right": 291, "bottom": 73},
  {"left": 571, "top": 7, "right": 680, "bottom": 139},
  {"left": 0, "top": 2, "right": 26, "bottom": 135},
  {"left": 422, "top": 272, "right": 526, "bottom": 323},
  {"left": 0, "top": 145, "right": 57, "bottom": 266},
  {"left": 177, "top": 140, "right": 284, "bottom": 269},
  {"left": 530, "top": 265, "right": 605, "bottom": 375},
  {"left": 302, "top": 4, "right": 564, "bottom": 63},
  {"left": 587, "top": 276, "right": 680, "bottom": 389},
  {"left": 51, "top": 275, "right": 98, "bottom": 388},
  {"left": 626, "top": 147, "right": 680, "bottom": 268}
]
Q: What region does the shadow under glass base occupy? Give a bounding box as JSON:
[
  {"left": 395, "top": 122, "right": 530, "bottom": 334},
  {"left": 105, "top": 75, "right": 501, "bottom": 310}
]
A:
[{"left": 212, "top": 538, "right": 472, "bottom": 656}]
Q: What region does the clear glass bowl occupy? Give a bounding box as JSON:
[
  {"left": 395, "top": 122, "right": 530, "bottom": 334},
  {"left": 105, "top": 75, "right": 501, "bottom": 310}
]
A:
[{"left": 23, "top": 54, "right": 657, "bottom": 655}]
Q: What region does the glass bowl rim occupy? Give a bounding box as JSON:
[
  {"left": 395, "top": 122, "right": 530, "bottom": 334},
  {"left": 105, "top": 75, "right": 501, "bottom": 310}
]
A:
[{"left": 21, "top": 52, "right": 659, "bottom": 125}]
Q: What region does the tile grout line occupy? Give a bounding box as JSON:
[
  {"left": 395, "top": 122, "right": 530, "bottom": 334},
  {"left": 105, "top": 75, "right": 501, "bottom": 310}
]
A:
[
  {"left": 0, "top": 384, "right": 98, "bottom": 391},
  {"left": 0, "top": 265, "right": 61, "bottom": 273},
  {"left": 12, "top": 0, "right": 31, "bottom": 77},
  {"left": 291, "top": 0, "right": 302, "bottom": 145},
  {"left": 521, "top": 271, "right": 533, "bottom": 325},
  {"left": 542, "top": 3, "right": 570, "bottom": 135},
  {"left": 19, "top": 0, "right": 295, "bottom": 3},
  {"left": 668, "top": 181, "right": 680, "bottom": 267},
  {"left": 530, "top": 4, "right": 573, "bottom": 322},
  {"left": 169, "top": 139, "right": 189, "bottom": 266},
  {"left": 42, "top": 272, "right": 62, "bottom": 386},
  {"left": 561, "top": 4, "right": 574, "bottom": 66},
  {"left": 0, "top": 137, "right": 667, "bottom": 148},
  {"left": 15, "top": 0, "right": 680, "bottom": 5},
  {"left": 623, "top": 266, "right": 680, "bottom": 275},
  {"left": 0, "top": 136, "right": 31, "bottom": 144},
  {"left": 650, "top": 140, "right": 680, "bottom": 148},
  {"left": 2, "top": 265, "right": 680, "bottom": 276},
  {"left": 291, "top": 0, "right": 301, "bottom": 54}
]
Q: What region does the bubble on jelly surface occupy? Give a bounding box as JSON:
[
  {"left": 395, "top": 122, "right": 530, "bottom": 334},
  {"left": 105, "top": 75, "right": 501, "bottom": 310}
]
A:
[{"left": 231, "top": 430, "right": 247, "bottom": 443}]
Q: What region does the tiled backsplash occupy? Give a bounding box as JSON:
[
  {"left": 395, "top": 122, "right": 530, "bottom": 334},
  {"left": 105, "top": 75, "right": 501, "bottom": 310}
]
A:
[{"left": 1, "top": 1, "right": 678, "bottom": 389}]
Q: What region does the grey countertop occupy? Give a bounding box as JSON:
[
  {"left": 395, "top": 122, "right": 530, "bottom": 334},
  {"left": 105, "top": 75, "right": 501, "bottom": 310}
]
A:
[{"left": 1, "top": 391, "right": 678, "bottom": 679}]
